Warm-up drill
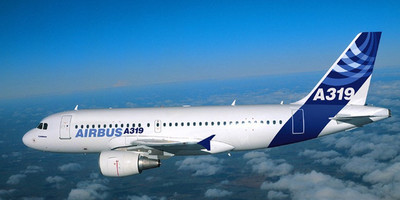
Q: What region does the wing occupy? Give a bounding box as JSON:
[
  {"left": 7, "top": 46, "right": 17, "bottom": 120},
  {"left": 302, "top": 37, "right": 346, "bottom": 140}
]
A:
[{"left": 108, "top": 135, "right": 234, "bottom": 158}]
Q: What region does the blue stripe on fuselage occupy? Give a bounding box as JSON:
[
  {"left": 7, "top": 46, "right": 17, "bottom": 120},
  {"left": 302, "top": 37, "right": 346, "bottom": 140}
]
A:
[{"left": 268, "top": 104, "right": 343, "bottom": 147}]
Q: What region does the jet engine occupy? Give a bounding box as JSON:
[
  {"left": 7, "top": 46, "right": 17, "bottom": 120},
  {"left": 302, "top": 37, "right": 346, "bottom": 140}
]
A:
[{"left": 99, "top": 151, "right": 160, "bottom": 177}]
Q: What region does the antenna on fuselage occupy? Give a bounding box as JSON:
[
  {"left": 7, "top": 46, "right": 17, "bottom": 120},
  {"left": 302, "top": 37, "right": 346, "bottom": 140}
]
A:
[
  {"left": 231, "top": 99, "right": 236, "bottom": 106},
  {"left": 74, "top": 105, "right": 79, "bottom": 111}
]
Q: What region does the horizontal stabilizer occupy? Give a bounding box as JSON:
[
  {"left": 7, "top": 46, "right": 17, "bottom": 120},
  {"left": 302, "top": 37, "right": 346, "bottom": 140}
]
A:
[{"left": 329, "top": 115, "right": 374, "bottom": 126}]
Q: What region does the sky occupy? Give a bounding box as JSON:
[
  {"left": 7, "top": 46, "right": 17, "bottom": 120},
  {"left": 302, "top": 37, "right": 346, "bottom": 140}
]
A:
[
  {"left": 1, "top": 0, "right": 400, "bottom": 100},
  {"left": 1, "top": 1, "right": 400, "bottom": 200}
]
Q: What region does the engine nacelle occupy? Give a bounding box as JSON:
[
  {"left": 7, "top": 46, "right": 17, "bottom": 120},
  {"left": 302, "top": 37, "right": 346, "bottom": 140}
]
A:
[{"left": 99, "top": 151, "right": 160, "bottom": 177}]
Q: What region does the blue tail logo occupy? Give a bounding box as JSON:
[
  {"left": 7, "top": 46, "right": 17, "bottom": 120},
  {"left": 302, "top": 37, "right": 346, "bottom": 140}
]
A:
[
  {"left": 304, "top": 32, "right": 381, "bottom": 105},
  {"left": 269, "top": 32, "right": 381, "bottom": 148}
]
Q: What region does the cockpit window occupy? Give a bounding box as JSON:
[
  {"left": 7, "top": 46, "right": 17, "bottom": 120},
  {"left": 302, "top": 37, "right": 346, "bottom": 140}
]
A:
[
  {"left": 37, "top": 123, "right": 48, "bottom": 130},
  {"left": 37, "top": 123, "right": 43, "bottom": 129}
]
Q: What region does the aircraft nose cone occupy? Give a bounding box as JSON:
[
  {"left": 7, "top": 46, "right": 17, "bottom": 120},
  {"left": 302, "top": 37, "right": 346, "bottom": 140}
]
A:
[{"left": 22, "top": 130, "right": 35, "bottom": 148}]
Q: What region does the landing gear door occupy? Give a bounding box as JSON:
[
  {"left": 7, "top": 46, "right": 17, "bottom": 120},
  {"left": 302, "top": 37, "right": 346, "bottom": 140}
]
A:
[{"left": 60, "top": 115, "right": 72, "bottom": 139}]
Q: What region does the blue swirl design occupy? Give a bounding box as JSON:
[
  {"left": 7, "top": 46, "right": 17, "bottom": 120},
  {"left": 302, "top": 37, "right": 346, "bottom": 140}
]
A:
[{"left": 322, "top": 32, "right": 381, "bottom": 86}]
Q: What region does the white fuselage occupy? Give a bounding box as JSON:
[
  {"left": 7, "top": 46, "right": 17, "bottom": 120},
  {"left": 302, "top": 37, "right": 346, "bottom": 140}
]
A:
[{"left": 22, "top": 104, "right": 389, "bottom": 155}]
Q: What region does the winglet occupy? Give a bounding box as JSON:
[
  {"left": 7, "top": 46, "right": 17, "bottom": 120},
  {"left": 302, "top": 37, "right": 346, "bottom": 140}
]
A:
[{"left": 197, "top": 135, "right": 215, "bottom": 151}]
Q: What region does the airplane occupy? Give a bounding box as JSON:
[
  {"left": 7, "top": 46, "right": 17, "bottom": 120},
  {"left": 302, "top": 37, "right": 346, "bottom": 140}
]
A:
[{"left": 23, "top": 32, "right": 390, "bottom": 177}]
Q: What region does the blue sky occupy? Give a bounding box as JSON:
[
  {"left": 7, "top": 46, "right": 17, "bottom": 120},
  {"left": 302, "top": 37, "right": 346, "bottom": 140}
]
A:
[{"left": 1, "top": 0, "right": 399, "bottom": 99}]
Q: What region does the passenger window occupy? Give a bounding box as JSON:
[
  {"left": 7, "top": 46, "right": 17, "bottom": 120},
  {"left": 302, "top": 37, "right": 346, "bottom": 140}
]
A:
[
  {"left": 92, "top": 125, "right": 95, "bottom": 128},
  {"left": 175, "top": 122, "right": 178, "bottom": 127},
  {"left": 147, "top": 123, "right": 150, "bottom": 127},
  {"left": 127, "top": 124, "right": 129, "bottom": 128},
  {"left": 43, "top": 123, "right": 48, "bottom": 130},
  {"left": 156, "top": 123, "right": 160, "bottom": 127},
  {"left": 193, "top": 122, "right": 196, "bottom": 126},
  {"left": 132, "top": 123, "right": 135, "bottom": 127},
  {"left": 115, "top": 124, "right": 118, "bottom": 128},
  {"left": 242, "top": 121, "right": 245, "bottom": 124},
  {"left": 98, "top": 125, "right": 101, "bottom": 128},
  {"left": 236, "top": 121, "right": 239, "bottom": 125},
  {"left": 109, "top": 124, "right": 112, "bottom": 128},
  {"left": 163, "top": 123, "right": 166, "bottom": 127},
  {"left": 223, "top": 121, "right": 226, "bottom": 126},
  {"left": 103, "top": 124, "right": 106, "bottom": 128},
  {"left": 229, "top": 121, "right": 233, "bottom": 125},
  {"left": 217, "top": 122, "right": 220, "bottom": 126},
  {"left": 187, "top": 122, "right": 190, "bottom": 126},
  {"left": 75, "top": 125, "right": 78, "bottom": 129},
  {"left": 273, "top": 120, "right": 276, "bottom": 125},
  {"left": 205, "top": 122, "right": 208, "bottom": 126},
  {"left": 169, "top": 122, "right": 172, "bottom": 127},
  {"left": 121, "top": 124, "right": 124, "bottom": 128},
  {"left": 181, "top": 122, "right": 184, "bottom": 126},
  {"left": 211, "top": 122, "right": 214, "bottom": 126},
  {"left": 81, "top": 125, "right": 84, "bottom": 129},
  {"left": 261, "top": 120, "right": 264, "bottom": 124},
  {"left": 267, "top": 121, "right": 270, "bottom": 125},
  {"left": 87, "top": 125, "right": 89, "bottom": 129},
  {"left": 279, "top": 120, "right": 282, "bottom": 124},
  {"left": 199, "top": 122, "right": 202, "bottom": 126}
]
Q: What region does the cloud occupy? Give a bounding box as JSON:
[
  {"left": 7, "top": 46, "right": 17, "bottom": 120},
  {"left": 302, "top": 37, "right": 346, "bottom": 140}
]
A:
[
  {"left": 59, "top": 163, "right": 82, "bottom": 172},
  {"left": 125, "top": 195, "right": 166, "bottom": 200},
  {"left": 7, "top": 174, "right": 26, "bottom": 185},
  {"left": 46, "top": 176, "right": 65, "bottom": 184},
  {"left": 363, "top": 162, "right": 400, "bottom": 184},
  {"left": 0, "top": 189, "right": 16, "bottom": 197},
  {"left": 243, "top": 151, "right": 293, "bottom": 177},
  {"left": 175, "top": 156, "right": 223, "bottom": 176},
  {"left": 67, "top": 173, "right": 109, "bottom": 200},
  {"left": 267, "top": 190, "right": 289, "bottom": 199},
  {"left": 261, "top": 170, "right": 378, "bottom": 200},
  {"left": 22, "top": 165, "right": 44, "bottom": 174},
  {"left": 46, "top": 176, "right": 65, "bottom": 189},
  {"left": 204, "top": 189, "right": 232, "bottom": 198}
]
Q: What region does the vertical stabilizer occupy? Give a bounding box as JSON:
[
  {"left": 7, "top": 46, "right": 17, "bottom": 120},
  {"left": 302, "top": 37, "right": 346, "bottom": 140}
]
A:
[{"left": 294, "top": 32, "right": 381, "bottom": 106}]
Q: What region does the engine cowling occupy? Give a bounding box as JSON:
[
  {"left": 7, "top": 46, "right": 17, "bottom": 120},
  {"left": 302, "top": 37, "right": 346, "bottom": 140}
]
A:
[{"left": 99, "top": 151, "right": 160, "bottom": 177}]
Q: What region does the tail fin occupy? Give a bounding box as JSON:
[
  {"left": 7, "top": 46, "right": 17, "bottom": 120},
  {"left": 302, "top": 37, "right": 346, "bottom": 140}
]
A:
[{"left": 295, "top": 32, "right": 381, "bottom": 106}]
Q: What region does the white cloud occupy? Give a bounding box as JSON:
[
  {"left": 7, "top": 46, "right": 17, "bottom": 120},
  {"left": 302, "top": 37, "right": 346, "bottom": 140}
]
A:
[
  {"left": 243, "top": 151, "right": 293, "bottom": 177},
  {"left": 267, "top": 190, "right": 288, "bottom": 199},
  {"left": 299, "top": 149, "right": 340, "bottom": 159},
  {"left": 204, "top": 188, "right": 232, "bottom": 198},
  {"left": 0, "top": 189, "right": 16, "bottom": 196},
  {"left": 7, "top": 174, "right": 26, "bottom": 185},
  {"left": 261, "top": 170, "right": 378, "bottom": 200},
  {"left": 125, "top": 195, "right": 166, "bottom": 200},
  {"left": 67, "top": 173, "right": 109, "bottom": 200},
  {"left": 46, "top": 176, "right": 65, "bottom": 184},
  {"left": 59, "top": 163, "right": 82, "bottom": 172},
  {"left": 22, "top": 165, "right": 44, "bottom": 174},
  {"left": 175, "top": 156, "right": 223, "bottom": 176},
  {"left": 363, "top": 162, "right": 400, "bottom": 184},
  {"left": 46, "top": 176, "right": 65, "bottom": 189}
]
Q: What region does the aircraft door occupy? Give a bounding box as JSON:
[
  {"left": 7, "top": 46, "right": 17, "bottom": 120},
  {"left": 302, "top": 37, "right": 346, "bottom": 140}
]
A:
[
  {"left": 154, "top": 120, "right": 161, "bottom": 133},
  {"left": 292, "top": 109, "right": 304, "bottom": 134},
  {"left": 60, "top": 115, "right": 72, "bottom": 139}
]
